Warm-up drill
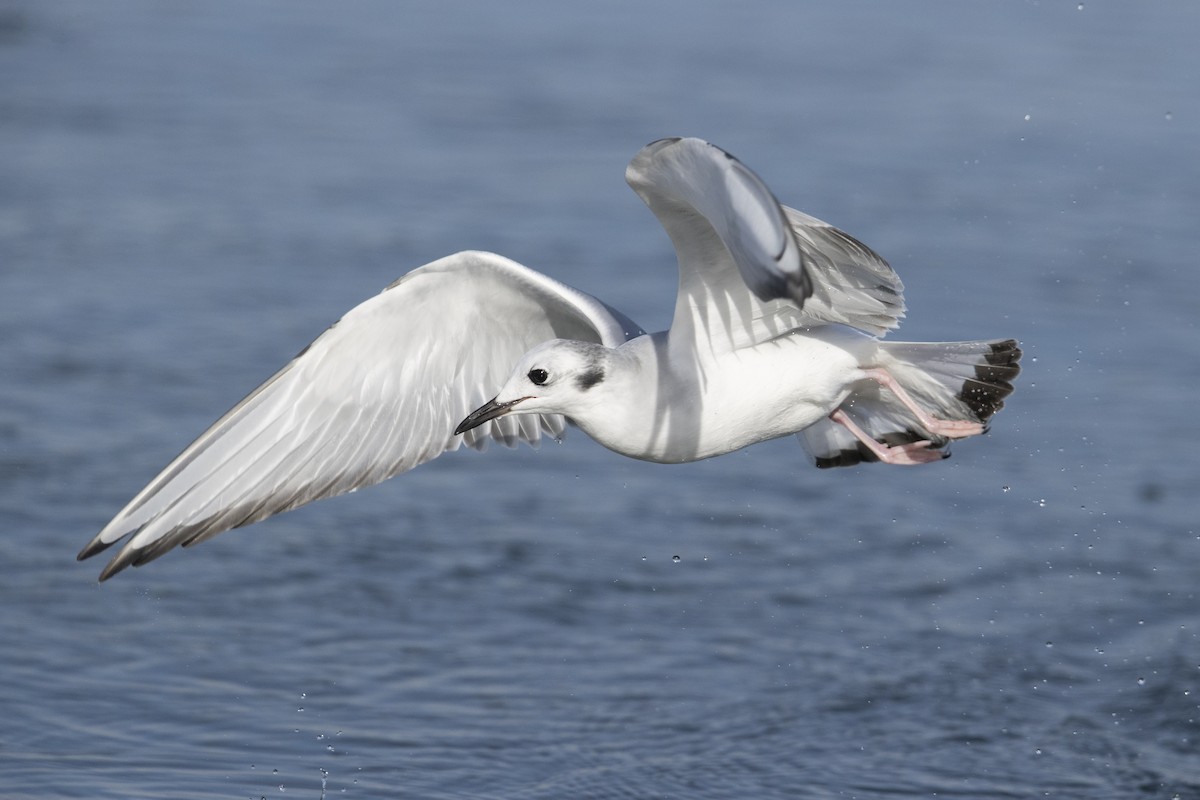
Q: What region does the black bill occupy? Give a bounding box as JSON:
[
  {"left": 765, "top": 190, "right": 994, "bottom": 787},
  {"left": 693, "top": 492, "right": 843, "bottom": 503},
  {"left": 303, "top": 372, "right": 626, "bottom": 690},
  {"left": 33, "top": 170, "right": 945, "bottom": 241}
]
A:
[{"left": 454, "top": 396, "right": 529, "bottom": 435}]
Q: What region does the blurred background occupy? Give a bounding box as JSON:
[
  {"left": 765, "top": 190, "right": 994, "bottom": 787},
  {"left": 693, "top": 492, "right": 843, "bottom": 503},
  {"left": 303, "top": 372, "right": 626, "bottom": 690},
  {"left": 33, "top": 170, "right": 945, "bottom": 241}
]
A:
[{"left": 2, "top": 2, "right": 1198, "bottom": 797}]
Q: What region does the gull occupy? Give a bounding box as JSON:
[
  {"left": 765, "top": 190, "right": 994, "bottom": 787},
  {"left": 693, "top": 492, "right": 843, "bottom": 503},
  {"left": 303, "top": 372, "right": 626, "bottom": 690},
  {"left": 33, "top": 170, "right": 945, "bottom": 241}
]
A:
[{"left": 78, "top": 137, "right": 1020, "bottom": 581}]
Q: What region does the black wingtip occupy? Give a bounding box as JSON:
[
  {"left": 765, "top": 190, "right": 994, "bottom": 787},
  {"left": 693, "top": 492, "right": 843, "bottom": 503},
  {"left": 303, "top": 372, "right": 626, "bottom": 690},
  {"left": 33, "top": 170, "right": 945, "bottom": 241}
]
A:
[
  {"left": 642, "top": 136, "right": 683, "bottom": 153},
  {"left": 95, "top": 548, "right": 139, "bottom": 582},
  {"left": 79, "top": 533, "right": 142, "bottom": 581},
  {"left": 815, "top": 448, "right": 870, "bottom": 469},
  {"left": 814, "top": 430, "right": 950, "bottom": 469},
  {"left": 787, "top": 254, "right": 814, "bottom": 307},
  {"left": 76, "top": 535, "right": 116, "bottom": 562}
]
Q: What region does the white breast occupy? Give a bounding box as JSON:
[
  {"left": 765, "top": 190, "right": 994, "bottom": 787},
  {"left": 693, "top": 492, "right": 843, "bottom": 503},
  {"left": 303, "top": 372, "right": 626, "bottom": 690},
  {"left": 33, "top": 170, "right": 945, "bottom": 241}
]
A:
[{"left": 571, "top": 327, "right": 876, "bottom": 464}]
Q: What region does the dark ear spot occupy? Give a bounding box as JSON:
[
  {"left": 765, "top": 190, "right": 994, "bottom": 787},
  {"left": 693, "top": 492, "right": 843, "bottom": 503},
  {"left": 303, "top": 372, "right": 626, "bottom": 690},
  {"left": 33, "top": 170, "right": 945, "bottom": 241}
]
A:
[{"left": 576, "top": 366, "right": 605, "bottom": 390}]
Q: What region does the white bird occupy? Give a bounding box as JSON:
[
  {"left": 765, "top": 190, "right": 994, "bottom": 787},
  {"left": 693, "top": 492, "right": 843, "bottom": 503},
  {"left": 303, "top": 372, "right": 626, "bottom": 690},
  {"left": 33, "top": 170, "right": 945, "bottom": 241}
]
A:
[{"left": 79, "top": 137, "right": 1020, "bottom": 581}]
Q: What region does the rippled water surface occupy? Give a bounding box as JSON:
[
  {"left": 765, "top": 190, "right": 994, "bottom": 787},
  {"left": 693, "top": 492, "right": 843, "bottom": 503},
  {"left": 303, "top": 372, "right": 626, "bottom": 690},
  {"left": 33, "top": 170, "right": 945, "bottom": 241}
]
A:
[{"left": 3, "top": 2, "right": 1199, "bottom": 798}]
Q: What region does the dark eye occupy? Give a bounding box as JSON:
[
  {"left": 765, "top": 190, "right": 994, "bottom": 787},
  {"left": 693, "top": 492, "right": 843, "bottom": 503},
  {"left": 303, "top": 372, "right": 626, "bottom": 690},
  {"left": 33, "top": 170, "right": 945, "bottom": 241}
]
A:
[{"left": 527, "top": 368, "right": 549, "bottom": 386}]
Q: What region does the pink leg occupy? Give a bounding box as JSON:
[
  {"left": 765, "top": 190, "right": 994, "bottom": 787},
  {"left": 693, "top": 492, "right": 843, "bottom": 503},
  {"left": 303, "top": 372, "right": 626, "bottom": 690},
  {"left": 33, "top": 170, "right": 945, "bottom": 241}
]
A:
[
  {"left": 860, "top": 368, "right": 984, "bottom": 439},
  {"left": 830, "top": 409, "right": 946, "bottom": 466}
]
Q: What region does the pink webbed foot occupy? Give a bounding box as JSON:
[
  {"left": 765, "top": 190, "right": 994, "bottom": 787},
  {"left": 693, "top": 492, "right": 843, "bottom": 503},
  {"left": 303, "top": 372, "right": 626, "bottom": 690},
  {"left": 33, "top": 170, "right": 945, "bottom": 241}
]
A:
[
  {"left": 829, "top": 409, "right": 947, "bottom": 466},
  {"left": 859, "top": 368, "right": 984, "bottom": 440}
]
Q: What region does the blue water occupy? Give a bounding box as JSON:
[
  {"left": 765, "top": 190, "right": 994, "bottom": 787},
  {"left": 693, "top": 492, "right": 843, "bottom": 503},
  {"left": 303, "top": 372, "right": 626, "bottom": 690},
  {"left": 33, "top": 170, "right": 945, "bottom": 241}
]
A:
[{"left": 3, "top": 1, "right": 1199, "bottom": 797}]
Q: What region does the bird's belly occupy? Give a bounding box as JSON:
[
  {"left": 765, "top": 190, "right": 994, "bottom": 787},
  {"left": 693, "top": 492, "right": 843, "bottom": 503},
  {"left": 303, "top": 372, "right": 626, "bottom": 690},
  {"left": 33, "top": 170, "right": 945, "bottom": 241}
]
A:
[{"left": 633, "top": 329, "right": 872, "bottom": 463}]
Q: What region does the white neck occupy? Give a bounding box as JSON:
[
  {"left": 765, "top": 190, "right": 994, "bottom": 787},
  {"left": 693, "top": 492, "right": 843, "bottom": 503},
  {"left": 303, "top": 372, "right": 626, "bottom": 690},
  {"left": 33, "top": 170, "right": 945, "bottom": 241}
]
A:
[{"left": 567, "top": 333, "right": 718, "bottom": 463}]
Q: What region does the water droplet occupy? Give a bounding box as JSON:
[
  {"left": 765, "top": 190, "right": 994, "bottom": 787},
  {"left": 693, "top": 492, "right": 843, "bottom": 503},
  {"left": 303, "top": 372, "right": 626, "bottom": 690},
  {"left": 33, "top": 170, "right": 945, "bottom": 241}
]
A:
[
  {"left": 672, "top": 555, "right": 681, "bottom": 563},
  {"left": 1037, "top": 499, "right": 1046, "bottom": 508},
  {"left": 1023, "top": 113, "right": 1031, "bottom": 122},
  {"left": 1165, "top": 111, "right": 1174, "bottom": 121},
  {"left": 1076, "top": 2, "right": 1084, "bottom": 9},
  {"left": 1045, "top": 641, "right": 1053, "bottom": 648},
  {"left": 1002, "top": 485, "right": 1011, "bottom": 493},
  {"left": 1137, "top": 677, "right": 1146, "bottom": 686}
]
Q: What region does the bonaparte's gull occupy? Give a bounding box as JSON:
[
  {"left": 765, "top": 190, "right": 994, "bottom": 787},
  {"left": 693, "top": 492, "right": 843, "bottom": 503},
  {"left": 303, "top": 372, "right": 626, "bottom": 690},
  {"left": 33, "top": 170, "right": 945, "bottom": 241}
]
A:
[{"left": 79, "top": 137, "right": 1020, "bottom": 581}]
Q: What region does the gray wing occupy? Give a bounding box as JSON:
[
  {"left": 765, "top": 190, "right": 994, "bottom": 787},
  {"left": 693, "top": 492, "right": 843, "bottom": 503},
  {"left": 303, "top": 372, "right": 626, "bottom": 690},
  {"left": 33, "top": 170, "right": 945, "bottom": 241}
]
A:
[
  {"left": 782, "top": 206, "right": 905, "bottom": 336},
  {"left": 626, "top": 137, "right": 904, "bottom": 354},
  {"left": 79, "top": 251, "right": 642, "bottom": 580}
]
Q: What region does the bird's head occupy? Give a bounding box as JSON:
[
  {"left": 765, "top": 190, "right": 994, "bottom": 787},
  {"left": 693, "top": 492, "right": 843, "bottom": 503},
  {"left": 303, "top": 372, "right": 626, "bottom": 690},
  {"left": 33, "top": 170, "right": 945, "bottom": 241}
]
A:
[{"left": 455, "top": 339, "right": 610, "bottom": 435}]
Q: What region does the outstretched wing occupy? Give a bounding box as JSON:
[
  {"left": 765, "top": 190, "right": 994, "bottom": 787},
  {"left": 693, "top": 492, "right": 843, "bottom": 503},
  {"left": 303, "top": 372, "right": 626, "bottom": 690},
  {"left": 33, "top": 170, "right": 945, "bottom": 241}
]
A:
[
  {"left": 625, "top": 137, "right": 905, "bottom": 355},
  {"left": 79, "top": 250, "right": 642, "bottom": 580}
]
